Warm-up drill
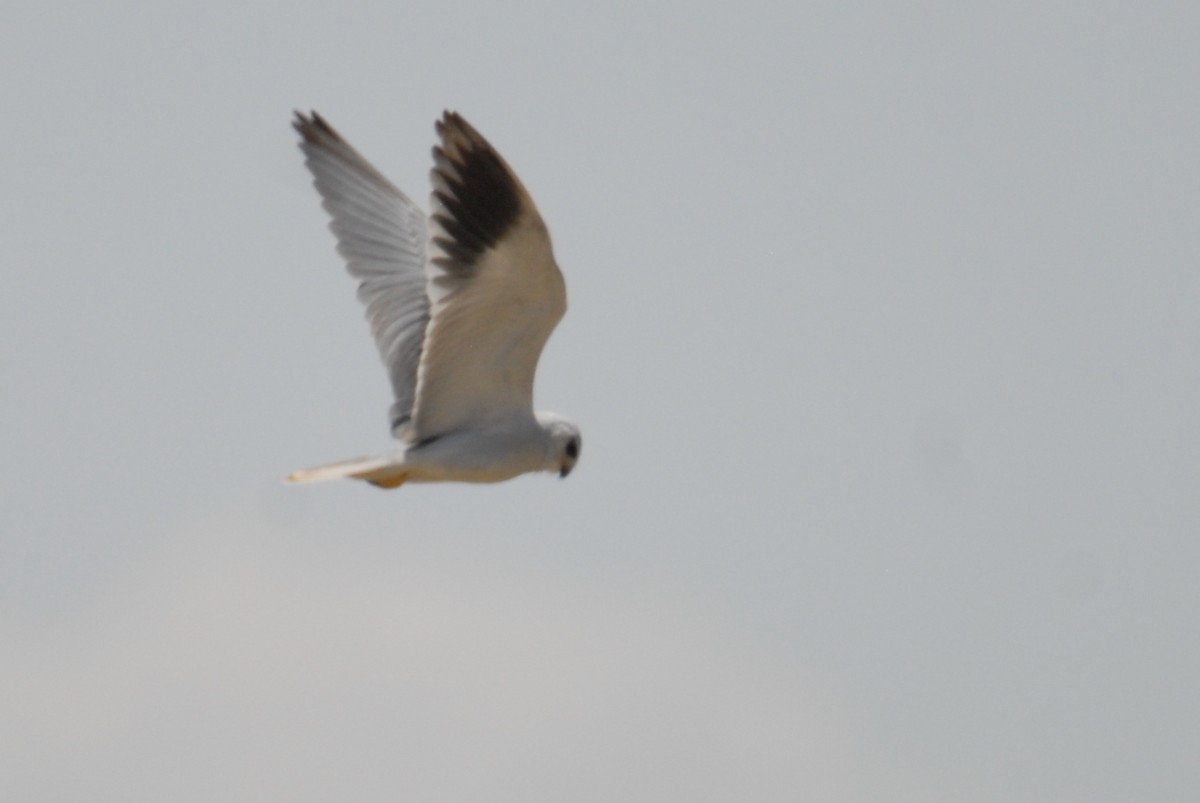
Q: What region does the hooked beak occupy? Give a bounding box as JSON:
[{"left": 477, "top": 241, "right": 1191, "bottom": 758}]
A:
[{"left": 559, "top": 464, "right": 572, "bottom": 479}]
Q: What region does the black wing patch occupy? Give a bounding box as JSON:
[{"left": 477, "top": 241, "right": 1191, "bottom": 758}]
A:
[{"left": 430, "top": 112, "right": 521, "bottom": 272}]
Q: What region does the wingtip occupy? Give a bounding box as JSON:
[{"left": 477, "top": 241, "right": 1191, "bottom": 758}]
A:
[
  {"left": 293, "top": 110, "right": 340, "bottom": 145},
  {"left": 292, "top": 108, "right": 312, "bottom": 133},
  {"left": 436, "top": 110, "right": 484, "bottom": 148},
  {"left": 427, "top": 110, "right": 524, "bottom": 265}
]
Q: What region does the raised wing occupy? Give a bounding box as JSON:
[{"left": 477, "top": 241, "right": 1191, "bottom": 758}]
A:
[
  {"left": 293, "top": 111, "right": 430, "bottom": 437},
  {"left": 411, "top": 112, "right": 566, "bottom": 440}
]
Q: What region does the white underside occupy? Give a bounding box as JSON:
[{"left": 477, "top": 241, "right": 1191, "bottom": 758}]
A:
[{"left": 286, "top": 418, "right": 554, "bottom": 486}]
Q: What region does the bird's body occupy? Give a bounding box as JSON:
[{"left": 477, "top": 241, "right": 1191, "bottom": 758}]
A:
[{"left": 287, "top": 111, "right": 581, "bottom": 488}]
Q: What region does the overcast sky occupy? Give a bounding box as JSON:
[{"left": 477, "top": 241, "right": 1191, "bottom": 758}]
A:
[{"left": 3, "top": 2, "right": 1198, "bottom": 801}]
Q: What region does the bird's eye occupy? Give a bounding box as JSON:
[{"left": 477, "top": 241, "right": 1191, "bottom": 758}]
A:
[{"left": 565, "top": 439, "right": 579, "bottom": 459}]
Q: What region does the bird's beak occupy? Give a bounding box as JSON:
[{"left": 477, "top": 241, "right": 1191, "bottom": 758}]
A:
[{"left": 559, "top": 464, "right": 572, "bottom": 479}]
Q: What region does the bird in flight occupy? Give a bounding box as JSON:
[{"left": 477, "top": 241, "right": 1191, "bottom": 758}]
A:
[{"left": 286, "top": 111, "right": 581, "bottom": 489}]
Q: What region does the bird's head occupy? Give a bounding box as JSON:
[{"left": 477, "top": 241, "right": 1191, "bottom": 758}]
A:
[{"left": 538, "top": 413, "right": 582, "bottom": 478}]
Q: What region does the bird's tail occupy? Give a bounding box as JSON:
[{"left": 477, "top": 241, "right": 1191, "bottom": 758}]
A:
[{"left": 285, "top": 453, "right": 409, "bottom": 489}]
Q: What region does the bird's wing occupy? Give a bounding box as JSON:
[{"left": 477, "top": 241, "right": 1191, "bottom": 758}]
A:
[
  {"left": 410, "top": 112, "right": 566, "bottom": 440},
  {"left": 294, "top": 111, "right": 431, "bottom": 437}
]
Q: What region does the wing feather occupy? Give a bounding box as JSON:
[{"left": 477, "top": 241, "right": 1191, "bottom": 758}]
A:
[
  {"left": 410, "top": 112, "right": 566, "bottom": 439},
  {"left": 293, "top": 111, "right": 430, "bottom": 435}
]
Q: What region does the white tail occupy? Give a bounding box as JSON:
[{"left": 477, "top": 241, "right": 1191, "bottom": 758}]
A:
[{"left": 285, "top": 453, "right": 408, "bottom": 488}]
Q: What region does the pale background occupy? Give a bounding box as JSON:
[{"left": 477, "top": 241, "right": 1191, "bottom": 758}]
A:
[{"left": 3, "top": 2, "right": 1198, "bottom": 801}]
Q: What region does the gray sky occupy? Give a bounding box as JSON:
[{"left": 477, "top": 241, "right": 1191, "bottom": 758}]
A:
[{"left": 3, "top": 2, "right": 1198, "bottom": 800}]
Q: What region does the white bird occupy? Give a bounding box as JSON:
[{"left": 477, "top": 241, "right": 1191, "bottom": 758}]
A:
[{"left": 286, "top": 111, "right": 581, "bottom": 489}]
